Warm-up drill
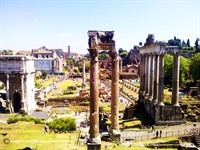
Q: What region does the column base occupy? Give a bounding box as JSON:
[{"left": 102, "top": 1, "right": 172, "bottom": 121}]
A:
[
  {"left": 173, "top": 103, "right": 180, "bottom": 107},
  {"left": 149, "top": 96, "right": 153, "bottom": 101},
  {"left": 110, "top": 129, "right": 121, "bottom": 143},
  {"left": 159, "top": 102, "right": 165, "bottom": 106},
  {"left": 5, "top": 108, "right": 12, "bottom": 113},
  {"left": 87, "top": 135, "right": 101, "bottom": 145},
  {"left": 87, "top": 143, "right": 101, "bottom": 150}
]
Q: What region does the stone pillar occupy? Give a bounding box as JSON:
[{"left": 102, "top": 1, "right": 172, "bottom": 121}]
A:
[
  {"left": 110, "top": 52, "right": 121, "bottom": 142},
  {"left": 82, "top": 59, "right": 86, "bottom": 90},
  {"left": 172, "top": 52, "right": 180, "bottom": 106},
  {"left": 142, "top": 55, "right": 146, "bottom": 96},
  {"left": 149, "top": 54, "right": 155, "bottom": 100},
  {"left": 20, "top": 74, "right": 26, "bottom": 112},
  {"left": 158, "top": 54, "right": 165, "bottom": 106},
  {"left": 5, "top": 74, "right": 12, "bottom": 113},
  {"left": 144, "top": 54, "right": 149, "bottom": 97},
  {"left": 153, "top": 55, "right": 159, "bottom": 103},
  {"left": 6, "top": 74, "right": 10, "bottom": 101},
  {"left": 119, "top": 58, "right": 122, "bottom": 72},
  {"left": 87, "top": 49, "right": 101, "bottom": 149},
  {"left": 139, "top": 54, "right": 145, "bottom": 101}
]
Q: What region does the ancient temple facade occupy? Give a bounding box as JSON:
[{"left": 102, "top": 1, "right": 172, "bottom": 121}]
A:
[
  {"left": 139, "top": 35, "right": 185, "bottom": 125},
  {"left": 0, "top": 56, "right": 36, "bottom": 114}
]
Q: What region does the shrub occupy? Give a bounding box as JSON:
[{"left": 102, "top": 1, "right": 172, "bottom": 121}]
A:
[
  {"left": 48, "top": 118, "right": 76, "bottom": 133},
  {"left": 7, "top": 115, "right": 44, "bottom": 124}
]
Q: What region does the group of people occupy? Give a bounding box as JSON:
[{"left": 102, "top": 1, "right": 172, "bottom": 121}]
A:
[{"left": 152, "top": 125, "right": 162, "bottom": 138}]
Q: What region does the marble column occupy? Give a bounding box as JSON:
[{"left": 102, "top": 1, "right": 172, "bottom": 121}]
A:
[
  {"left": 149, "top": 54, "right": 155, "bottom": 100},
  {"left": 153, "top": 55, "right": 159, "bottom": 103},
  {"left": 21, "top": 74, "right": 26, "bottom": 112},
  {"left": 158, "top": 54, "right": 165, "bottom": 106},
  {"left": 172, "top": 52, "right": 180, "bottom": 106},
  {"left": 82, "top": 59, "right": 86, "bottom": 90},
  {"left": 88, "top": 48, "right": 101, "bottom": 145},
  {"left": 110, "top": 52, "right": 120, "bottom": 141},
  {"left": 144, "top": 54, "right": 149, "bottom": 96},
  {"left": 119, "top": 57, "right": 122, "bottom": 72},
  {"left": 139, "top": 54, "right": 145, "bottom": 101},
  {"left": 6, "top": 74, "right": 10, "bottom": 101}
]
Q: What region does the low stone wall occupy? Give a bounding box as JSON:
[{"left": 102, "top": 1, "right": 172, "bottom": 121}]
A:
[
  {"left": 142, "top": 96, "right": 185, "bottom": 125},
  {"left": 47, "top": 96, "right": 89, "bottom": 106}
]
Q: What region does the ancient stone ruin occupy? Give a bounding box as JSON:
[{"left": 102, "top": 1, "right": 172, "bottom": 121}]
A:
[
  {"left": 87, "top": 30, "right": 120, "bottom": 150},
  {"left": 0, "top": 56, "right": 36, "bottom": 114},
  {"left": 139, "top": 34, "right": 185, "bottom": 125}
]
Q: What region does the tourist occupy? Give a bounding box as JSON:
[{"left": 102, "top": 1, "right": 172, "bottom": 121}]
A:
[
  {"left": 160, "top": 130, "right": 162, "bottom": 138},
  {"left": 156, "top": 130, "right": 159, "bottom": 138}
]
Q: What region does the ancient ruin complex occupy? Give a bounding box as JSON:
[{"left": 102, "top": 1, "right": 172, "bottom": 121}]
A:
[{"left": 139, "top": 35, "right": 185, "bottom": 125}]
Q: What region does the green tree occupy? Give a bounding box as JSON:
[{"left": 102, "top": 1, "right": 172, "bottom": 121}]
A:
[
  {"left": 118, "top": 48, "right": 124, "bottom": 54},
  {"left": 190, "top": 53, "right": 200, "bottom": 81},
  {"left": 179, "top": 56, "right": 190, "bottom": 84},
  {"left": 164, "top": 54, "right": 190, "bottom": 85},
  {"left": 187, "top": 39, "right": 190, "bottom": 47},
  {"left": 1, "top": 49, "right": 13, "bottom": 55},
  {"left": 195, "top": 38, "right": 200, "bottom": 53},
  {"left": 164, "top": 54, "right": 173, "bottom": 85},
  {"left": 119, "top": 51, "right": 128, "bottom": 59},
  {"left": 66, "top": 58, "right": 75, "bottom": 65}
]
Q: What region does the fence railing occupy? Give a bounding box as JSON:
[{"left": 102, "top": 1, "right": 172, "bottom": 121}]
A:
[{"left": 122, "top": 127, "right": 200, "bottom": 142}]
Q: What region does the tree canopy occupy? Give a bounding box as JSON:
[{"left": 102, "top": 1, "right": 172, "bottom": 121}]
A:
[
  {"left": 190, "top": 53, "right": 200, "bottom": 81},
  {"left": 164, "top": 54, "right": 190, "bottom": 85}
]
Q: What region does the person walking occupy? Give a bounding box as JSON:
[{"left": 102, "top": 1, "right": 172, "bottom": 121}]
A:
[
  {"left": 160, "top": 130, "right": 162, "bottom": 138},
  {"left": 156, "top": 130, "right": 159, "bottom": 138}
]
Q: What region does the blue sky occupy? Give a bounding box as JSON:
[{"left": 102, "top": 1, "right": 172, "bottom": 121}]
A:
[{"left": 0, "top": 0, "right": 200, "bottom": 54}]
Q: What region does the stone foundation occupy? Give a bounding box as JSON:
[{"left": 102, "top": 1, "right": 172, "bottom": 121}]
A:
[{"left": 143, "top": 98, "right": 185, "bottom": 125}]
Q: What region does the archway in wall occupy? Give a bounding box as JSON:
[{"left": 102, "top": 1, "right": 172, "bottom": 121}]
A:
[
  {"left": 0, "top": 81, "right": 6, "bottom": 100},
  {"left": 13, "top": 92, "right": 21, "bottom": 112}
]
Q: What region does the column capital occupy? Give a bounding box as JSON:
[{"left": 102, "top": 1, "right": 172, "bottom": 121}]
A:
[
  {"left": 21, "top": 74, "right": 24, "bottom": 79},
  {"left": 88, "top": 48, "right": 99, "bottom": 61},
  {"left": 110, "top": 50, "right": 118, "bottom": 60},
  {"left": 6, "top": 74, "right": 9, "bottom": 79}
]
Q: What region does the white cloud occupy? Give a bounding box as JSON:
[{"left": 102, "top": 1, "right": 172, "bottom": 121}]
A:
[{"left": 57, "top": 33, "right": 71, "bottom": 38}]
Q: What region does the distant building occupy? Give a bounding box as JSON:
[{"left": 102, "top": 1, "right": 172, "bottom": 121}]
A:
[{"left": 31, "top": 46, "right": 63, "bottom": 74}]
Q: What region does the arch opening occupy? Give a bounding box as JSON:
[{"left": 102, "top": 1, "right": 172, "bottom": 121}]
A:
[{"left": 13, "top": 92, "right": 21, "bottom": 112}]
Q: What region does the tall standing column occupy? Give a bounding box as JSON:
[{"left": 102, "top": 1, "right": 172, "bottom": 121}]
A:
[
  {"left": 82, "top": 59, "right": 86, "bottom": 90},
  {"left": 145, "top": 54, "right": 149, "bottom": 96},
  {"left": 153, "top": 55, "right": 159, "bottom": 103},
  {"left": 110, "top": 52, "right": 121, "bottom": 141},
  {"left": 21, "top": 74, "right": 26, "bottom": 112},
  {"left": 139, "top": 54, "right": 145, "bottom": 101},
  {"left": 6, "top": 74, "right": 10, "bottom": 101},
  {"left": 158, "top": 54, "right": 165, "bottom": 106},
  {"left": 149, "top": 54, "right": 155, "bottom": 100},
  {"left": 88, "top": 48, "right": 101, "bottom": 145},
  {"left": 142, "top": 55, "right": 146, "bottom": 96},
  {"left": 172, "top": 52, "right": 180, "bottom": 106},
  {"left": 119, "top": 57, "right": 122, "bottom": 72}
]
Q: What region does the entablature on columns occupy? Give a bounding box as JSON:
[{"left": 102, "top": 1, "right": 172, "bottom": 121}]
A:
[
  {"left": 140, "top": 45, "right": 179, "bottom": 55},
  {"left": 88, "top": 30, "right": 115, "bottom": 51}
]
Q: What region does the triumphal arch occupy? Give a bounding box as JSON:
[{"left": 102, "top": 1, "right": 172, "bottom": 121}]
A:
[
  {"left": 87, "top": 30, "right": 120, "bottom": 150},
  {"left": 139, "top": 35, "right": 185, "bottom": 125},
  {"left": 0, "top": 56, "right": 36, "bottom": 114}
]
